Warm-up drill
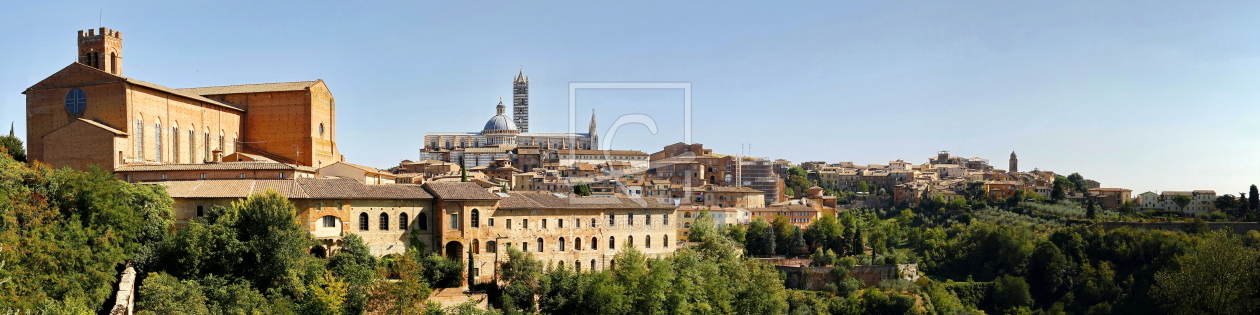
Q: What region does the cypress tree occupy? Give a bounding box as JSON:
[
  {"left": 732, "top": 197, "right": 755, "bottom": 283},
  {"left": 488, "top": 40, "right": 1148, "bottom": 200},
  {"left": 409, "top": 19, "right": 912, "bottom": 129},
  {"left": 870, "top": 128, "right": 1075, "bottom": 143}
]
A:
[
  {"left": 460, "top": 156, "right": 468, "bottom": 182},
  {"left": 1250, "top": 185, "right": 1259, "bottom": 212}
]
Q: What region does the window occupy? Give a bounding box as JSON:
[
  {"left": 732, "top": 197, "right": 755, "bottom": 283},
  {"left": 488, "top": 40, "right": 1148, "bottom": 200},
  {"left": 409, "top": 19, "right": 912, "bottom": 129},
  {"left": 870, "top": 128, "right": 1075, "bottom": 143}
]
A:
[
  {"left": 684, "top": 222, "right": 691, "bottom": 228},
  {"left": 537, "top": 238, "right": 544, "bottom": 252},
  {"left": 219, "top": 131, "right": 225, "bottom": 151},
  {"left": 417, "top": 213, "right": 428, "bottom": 230},
  {"left": 323, "top": 216, "right": 337, "bottom": 227},
  {"left": 279, "top": 172, "right": 286, "bottom": 179},
  {"left": 473, "top": 239, "right": 480, "bottom": 254},
  {"left": 487, "top": 241, "right": 497, "bottom": 253},
  {"left": 196, "top": 206, "right": 203, "bottom": 217},
  {"left": 664, "top": 235, "right": 669, "bottom": 248},
  {"left": 399, "top": 213, "right": 409, "bottom": 230},
  {"left": 558, "top": 219, "right": 564, "bottom": 228},
  {"left": 542, "top": 219, "right": 548, "bottom": 229},
  {"left": 506, "top": 219, "right": 512, "bottom": 229},
  {"left": 646, "top": 235, "right": 651, "bottom": 248},
  {"left": 135, "top": 118, "right": 144, "bottom": 159},
  {"left": 628, "top": 236, "right": 633, "bottom": 248},
  {"left": 591, "top": 218, "right": 596, "bottom": 228},
  {"left": 608, "top": 214, "right": 615, "bottom": 227},
  {"left": 664, "top": 214, "right": 669, "bottom": 226},
  {"left": 489, "top": 218, "right": 495, "bottom": 227},
  {"left": 161, "top": 174, "right": 167, "bottom": 180},
  {"left": 64, "top": 89, "right": 86, "bottom": 115},
  {"left": 575, "top": 260, "right": 581, "bottom": 272},
  {"left": 200, "top": 173, "right": 206, "bottom": 180},
  {"left": 523, "top": 219, "right": 529, "bottom": 229},
  {"left": 239, "top": 173, "right": 246, "bottom": 179},
  {"left": 522, "top": 242, "right": 529, "bottom": 252},
  {"left": 318, "top": 123, "right": 325, "bottom": 137},
  {"left": 575, "top": 237, "right": 582, "bottom": 250},
  {"left": 559, "top": 237, "right": 566, "bottom": 251},
  {"left": 471, "top": 209, "right": 480, "bottom": 228},
  {"left": 684, "top": 212, "right": 692, "bottom": 218},
  {"left": 449, "top": 214, "right": 459, "bottom": 229},
  {"left": 188, "top": 130, "right": 196, "bottom": 162},
  {"left": 591, "top": 260, "right": 597, "bottom": 271},
  {"left": 359, "top": 213, "right": 369, "bottom": 231},
  {"left": 172, "top": 126, "right": 180, "bottom": 163},
  {"left": 628, "top": 214, "right": 634, "bottom": 227},
  {"left": 610, "top": 236, "right": 615, "bottom": 249},
  {"left": 155, "top": 122, "right": 162, "bottom": 162},
  {"left": 204, "top": 132, "right": 210, "bottom": 160},
  {"left": 592, "top": 237, "right": 598, "bottom": 250}
]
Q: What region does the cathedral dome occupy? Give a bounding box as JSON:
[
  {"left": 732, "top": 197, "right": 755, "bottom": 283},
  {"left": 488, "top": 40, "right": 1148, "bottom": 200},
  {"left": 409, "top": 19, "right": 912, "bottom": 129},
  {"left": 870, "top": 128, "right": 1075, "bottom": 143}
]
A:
[{"left": 483, "top": 100, "right": 519, "bottom": 133}]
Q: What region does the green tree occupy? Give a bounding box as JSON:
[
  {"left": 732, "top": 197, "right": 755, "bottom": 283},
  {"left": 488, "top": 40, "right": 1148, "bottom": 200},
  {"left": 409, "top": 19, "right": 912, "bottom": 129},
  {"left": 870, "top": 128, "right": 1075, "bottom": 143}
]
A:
[
  {"left": 573, "top": 183, "right": 592, "bottom": 196},
  {"left": 1051, "top": 178, "right": 1068, "bottom": 201},
  {"left": 225, "top": 190, "right": 312, "bottom": 293},
  {"left": 420, "top": 252, "right": 464, "bottom": 288},
  {"left": 301, "top": 270, "right": 348, "bottom": 315},
  {"left": 966, "top": 181, "right": 988, "bottom": 202},
  {"left": 804, "top": 214, "right": 843, "bottom": 254},
  {"left": 1215, "top": 194, "right": 1243, "bottom": 218},
  {"left": 771, "top": 215, "right": 794, "bottom": 255},
  {"left": 723, "top": 224, "right": 747, "bottom": 246},
  {"left": 689, "top": 210, "right": 717, "bottom": 241},
  {"left": 856, "top": 181, "right": 871, "bottom": 194},
  {"left": 746, "top": 218, "right": 777, "bottom": 256},
  {"left": 1250, "top": 184, "right": 1259, "bottom": 213},
  {"left": 367, "top": 249, "right": 432, "bottom": 315},
  {"left": 135, "top": 272, "right": 211, "bottom": 315},
  {"left": 0, "top": 123, "right": 25, "bottom": 162},
  {"left": 1066, "top": 173, "right": 1088, "bottom": 192},
  {"left": 499, "top": 247, "right": 544, "bottom": 313},
  {"left": 1118, "top": 200, "right": 1137, "bottom": 214},
  {"left": 993, "top": 275, "right": 1033, "bottom": 312},
  {"left": 1183, "top": 218, "right": 1209, "bottom": 234},
  {"left": 327, "top": 234, "right": 377, "bottom": 315},
  {"left": 1173, "top": 194, "right": 1193, "bottom": 212},
  {"left": 1154, "top": 230, "right": 1260, "bottom": 314},
  {"left": 810, "top": 249, "right": 838, "bottom": 266}
]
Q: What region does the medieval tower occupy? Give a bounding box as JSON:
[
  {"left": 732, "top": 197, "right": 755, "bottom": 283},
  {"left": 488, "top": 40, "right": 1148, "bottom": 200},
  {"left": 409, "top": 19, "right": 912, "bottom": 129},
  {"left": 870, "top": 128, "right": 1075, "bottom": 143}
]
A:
[
  {"left": 1009, "top": 151, "right": 1018, "bottom": 173},
  {"left": 78, "top": 27, "right": 123, "bottom": 75},
  {"left": 513, "top": 70, "right": 529, "bottom": 133}
]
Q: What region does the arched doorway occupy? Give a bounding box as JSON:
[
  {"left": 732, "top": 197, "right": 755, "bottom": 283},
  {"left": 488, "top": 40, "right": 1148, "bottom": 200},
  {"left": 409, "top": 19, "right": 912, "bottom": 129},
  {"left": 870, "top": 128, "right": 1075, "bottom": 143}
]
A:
[
  {"left": 310, "top": 245, "right": 327, "bottom": 258},
  {"left": 445, "top": 241, "right": 464, "bottom": 262}
]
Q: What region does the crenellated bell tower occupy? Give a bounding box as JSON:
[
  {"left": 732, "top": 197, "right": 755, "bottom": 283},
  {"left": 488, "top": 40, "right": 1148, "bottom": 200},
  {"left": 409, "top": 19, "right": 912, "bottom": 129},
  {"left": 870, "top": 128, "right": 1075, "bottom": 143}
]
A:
[{"left": 78, "top": 27, "right": 123, "bottom": 76}]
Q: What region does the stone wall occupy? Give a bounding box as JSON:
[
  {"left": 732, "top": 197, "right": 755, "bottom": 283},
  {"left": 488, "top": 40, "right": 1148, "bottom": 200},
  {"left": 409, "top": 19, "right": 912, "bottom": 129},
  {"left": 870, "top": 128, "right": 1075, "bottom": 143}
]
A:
[{"left": 1094, "top": 221, "right": 1260, "bottom": 234}]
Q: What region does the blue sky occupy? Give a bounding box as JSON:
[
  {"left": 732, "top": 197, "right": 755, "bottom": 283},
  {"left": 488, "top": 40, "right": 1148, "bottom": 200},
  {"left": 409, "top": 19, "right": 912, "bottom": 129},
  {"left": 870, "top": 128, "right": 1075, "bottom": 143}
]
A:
[{"left": 2, "top": 0, "right": 1258, "bottom": 194}]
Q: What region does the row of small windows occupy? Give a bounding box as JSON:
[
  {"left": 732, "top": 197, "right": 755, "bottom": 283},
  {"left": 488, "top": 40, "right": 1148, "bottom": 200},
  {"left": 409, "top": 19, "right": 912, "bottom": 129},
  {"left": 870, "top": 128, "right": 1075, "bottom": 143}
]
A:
[
  {"left": 459, "top": 210, "right": 670, "bottom": 230},
  {"left": 353, "top": 212, "right": 428, "bottom": 231},
  {"left": 131, "top": 115, "right": 236, "bottom": 163},
  {"left": 468, "top": 234, "right": 669, "bottom": 255}
]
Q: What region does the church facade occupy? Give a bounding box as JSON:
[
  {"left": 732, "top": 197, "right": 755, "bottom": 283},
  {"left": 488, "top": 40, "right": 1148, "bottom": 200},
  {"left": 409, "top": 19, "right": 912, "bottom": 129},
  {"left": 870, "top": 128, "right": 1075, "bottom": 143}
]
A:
[
  {"left": 419, "top": 71, "right": 598, "bottom": 167},
  {"left": 23, "top": 27, "right": 343, "bottom": 172}
]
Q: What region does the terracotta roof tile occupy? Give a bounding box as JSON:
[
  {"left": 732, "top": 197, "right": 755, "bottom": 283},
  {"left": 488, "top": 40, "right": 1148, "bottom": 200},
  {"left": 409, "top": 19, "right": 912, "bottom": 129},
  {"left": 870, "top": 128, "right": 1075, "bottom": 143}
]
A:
[
  {"left": 116, "top": 161, "right": 315, "bottom": 172},
  {"left": 423, "top": 182, "right": 501, "bottom": 200}
]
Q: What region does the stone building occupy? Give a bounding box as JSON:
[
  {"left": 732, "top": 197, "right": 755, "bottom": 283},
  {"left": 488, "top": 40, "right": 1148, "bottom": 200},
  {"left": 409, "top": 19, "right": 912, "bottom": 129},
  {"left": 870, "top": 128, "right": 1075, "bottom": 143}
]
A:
[
  {"left": 156, "top": 179, "right": 678, "bottom": 283},
  {"left": 1009, "top": 151, "right": 1018, "bottom": 173},
  {"left": 24, "top": 27, "right": 343, "bottom": 173}
]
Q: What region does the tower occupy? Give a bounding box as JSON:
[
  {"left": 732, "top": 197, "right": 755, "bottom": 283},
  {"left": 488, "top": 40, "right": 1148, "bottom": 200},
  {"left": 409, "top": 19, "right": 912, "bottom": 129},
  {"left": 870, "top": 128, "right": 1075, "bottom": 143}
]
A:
[
  {"left": 78, "top": 27, "right": 123, "bottom": 76},
  {"left": 588, "top": 109, "right": 598, "bottom": 150},
  {"left": 513, "top": 70, "right": 529, "bottom": 133},
  {"left": 1009, "top": 151, "right": 1018, "bottom": 173}
]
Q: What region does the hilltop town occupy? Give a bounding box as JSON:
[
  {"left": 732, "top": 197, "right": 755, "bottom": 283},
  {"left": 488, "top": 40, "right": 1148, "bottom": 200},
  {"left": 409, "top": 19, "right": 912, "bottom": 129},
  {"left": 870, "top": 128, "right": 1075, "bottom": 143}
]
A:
[{"left": 5, "top": 27, "right": 1258, "bottom": 314}]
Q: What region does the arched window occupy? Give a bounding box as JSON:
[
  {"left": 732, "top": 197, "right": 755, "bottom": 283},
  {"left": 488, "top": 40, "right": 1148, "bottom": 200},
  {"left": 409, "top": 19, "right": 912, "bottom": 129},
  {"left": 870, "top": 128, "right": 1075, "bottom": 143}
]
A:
[
  {"left": 575, "top": 260, "right": 581, "bottom": 272},
  {"left": 399, "top": 213, "right": 409, "bottom": 230},
  {"left": 358, "top": 213, "right": 368, "bottom": 231},
  {"left": 591, "top": 260, "right": 597, "bottom": 271},
  {"left": 470, "top": 209, "right": 480, "bottom": 228},
  {"left": 203, "top": 130, "right": 210, "bottom": 160},
  {"left": 219, "top": 130, "right": 225, "bottom": 151},
  {"left": 473, "top": 239, "right": 480, "bottom": 254},
  {"left": 536, "top": 238, "right": 544, "bottom": 253},
  {"left": 155, "top": 121, "right": 162, "bottom": 163},
  {"left": 575, "top": 237, "right": 583, "bottom": 250},
  {"left": 417, "top": 213, "right": 428, "bottom": 230},
  {"left": 591, "top": 237, "right": 598, "bottom": 250},
  {"left": 559, "top": 237, "right": 566, "bottom": 251},
  {"left": 609, "top": 236, "right": 615, "bottom": 249},
  {"left": 664, "top": 235, "right": 669, "bottom": 248},
  {"left": 379, "top": 213, "right": 390, "bottom": 230},
  {"left": 188, "top": 127, "right": 196, "bottom": 163},
  {"left": 627, "top": 236, "right": 634, "bottom": 248},
  {"left": 646, "top": 235, "right": 651, "bottom": 248},
  {"left": 684, "top": 222, "right": 691, "bottom": 228},
  {"left": 135, "top": 114, "right": 144, "bottom": 159},
  {"left": 172, "top": 123, "right": 179, "bottom": 163},
  {"left": 684, "top": 212, "right": 692, "bottom": 218}
]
